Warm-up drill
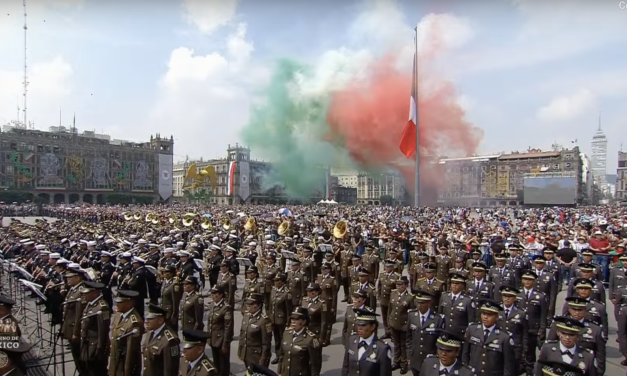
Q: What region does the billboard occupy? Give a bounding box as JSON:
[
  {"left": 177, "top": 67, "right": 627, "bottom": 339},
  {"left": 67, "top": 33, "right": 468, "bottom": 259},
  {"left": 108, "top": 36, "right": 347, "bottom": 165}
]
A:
[{"left": 523, "top": 177, "right": 577, "bottom": 205}]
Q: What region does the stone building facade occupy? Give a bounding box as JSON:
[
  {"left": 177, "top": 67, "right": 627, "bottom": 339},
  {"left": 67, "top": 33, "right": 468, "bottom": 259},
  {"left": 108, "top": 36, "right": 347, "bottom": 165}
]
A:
[{"left": 0, "top": 124, "right": 174, "bottom": 204}]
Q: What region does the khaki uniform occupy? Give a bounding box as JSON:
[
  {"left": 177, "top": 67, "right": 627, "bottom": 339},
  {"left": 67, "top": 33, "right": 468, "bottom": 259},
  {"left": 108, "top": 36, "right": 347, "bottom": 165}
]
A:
[
  {"left": 301, "top": 296, "right": 328, "bottom": 340},
  {"left": 279, "top": 328, "right": 323, "bottom": 376},
  {"left": 269, "top": 286, "right": 292, "bottom": 362},
  {"left": 109, "top": 308, "right": 144, "bottom": 376},
  {"left": 141, "top": 326, "right": 180, "bottom": 376},
  {"left": 62, "top": 282, "right": 86, "bottom": 375},
  {"left": 435, "top": 255, "right": 453, "bottom": 284},
  {"left": 376, "top": 272, "right": 401, "bottom": 336},
  {"left": 350, "top": 281, "right": 377, "bottom": 311},
  {"left": 238, "top": 310, "right": 272, "bottom": 367},
  {"left": 287, "top": 269, "right": 307, "bottom": 306},
  {"left": 207, "top": 300, "right": 234, "bottom": 376},
  {"left": 261, "top": 264, "right": 281, "bottom": 310},
  {"left": 160, "top": 278, "right": 182, "bottom": 331},
  {"left": 341, "top": 305, "right": 373, "bottom": 345},
  {"left": 179, "top": 354, "right": 217, "bottom": 376},
  {"left": 79, "top": 296, "right": 111, "bottom": 376},
  {"left": 387, "top": 290, "right": 414, "bottom": 368},
  {"left": 180, "top": 291, "right": 204, "bottom": 332},
  {"left": 241, "top": 278, "right": 265, "bottom": 313},
  {"left": 362, "top": 252, "right": 380, "bottom": 283},
  {"left": 316, "top": 273, "right": 337, "bottom": 341},
  {"left": 216, "top": 272, "right": 236, "bottom": 306},
  {"left": 414, "top": 278, "right": 444, "bottom": 309}
]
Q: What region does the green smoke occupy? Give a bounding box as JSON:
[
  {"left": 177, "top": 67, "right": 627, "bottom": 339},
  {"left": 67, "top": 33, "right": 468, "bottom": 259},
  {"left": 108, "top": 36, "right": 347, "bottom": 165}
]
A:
[{"left": 240, "top": 58, "right": 350, "bottom": 197}]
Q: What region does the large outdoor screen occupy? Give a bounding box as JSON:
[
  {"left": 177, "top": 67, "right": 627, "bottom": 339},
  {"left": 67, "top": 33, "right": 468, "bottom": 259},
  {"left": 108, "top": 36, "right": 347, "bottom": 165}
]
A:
[{"left": 523, "top": 177, "right": 577, "bottom": 205}]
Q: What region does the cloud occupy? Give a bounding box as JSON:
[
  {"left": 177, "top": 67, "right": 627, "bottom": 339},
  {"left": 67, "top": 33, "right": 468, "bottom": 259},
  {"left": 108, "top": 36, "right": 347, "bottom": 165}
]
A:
[
  {"left": 182, "top": 0, "right": 239, "bottom": 35},
  {"left": 537, "top": 89, "right": 597, "bottom": 122},
  {"left": 149, "top": 21, "right": 266, "bottom": 160},
  {"left": 0, "top": 57, "right": 73, "bottom": 126}
]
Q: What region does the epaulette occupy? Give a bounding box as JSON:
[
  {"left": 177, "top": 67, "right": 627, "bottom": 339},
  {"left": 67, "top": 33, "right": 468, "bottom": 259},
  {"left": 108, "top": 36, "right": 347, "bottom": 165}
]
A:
[
  {"left": 391, "top": 288, "right": 398, "bottom": 292},
  {"left": 368, "top": 283, "right": 375, "bottom": 288},
  {"left": 201, "top": 359, "right": 214, "bottom": 372},
  {"left": 164, "top": 329, "right": 176, "bottom": 341},
  {"left": 426, "top": 354, "right": 438, "bottom": 359},
  {"left": 544, "top": 340, "right": 559, "bottom": 344},
  {"left": 408, "top": 309, "right": 417, "bottom": 313},
  {"left": 585, "top": 348, "right": 593, "bottom": 354},
  {"left": 131, "top": 314, "right": 138, "bottom": 324},
  {"left": 99, "top": 300, "right": 107, "bottom": 307},
  {"left": 306, "top": 329, "right": 316, "bottom": 337},
  {"left": 417, "top": 277, "right": 426, "bottom": 281},
  {"left": 351, "top": 281, "right": 359, "bottom": 284},
  {"left": 436, "top": 279, "right": 444, "bottom": 283},
  {"left": 395, "top": 272, "right": 401, "bottom": 276},
  {"left": 261, "top": 313, "right": 268, "bottom": 319}
]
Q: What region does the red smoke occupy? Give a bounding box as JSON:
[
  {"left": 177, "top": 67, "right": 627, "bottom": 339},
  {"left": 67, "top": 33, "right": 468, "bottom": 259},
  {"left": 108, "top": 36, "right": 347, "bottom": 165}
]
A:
[{"left": 325, "top": 51, "right": 483, "bottom": 204}]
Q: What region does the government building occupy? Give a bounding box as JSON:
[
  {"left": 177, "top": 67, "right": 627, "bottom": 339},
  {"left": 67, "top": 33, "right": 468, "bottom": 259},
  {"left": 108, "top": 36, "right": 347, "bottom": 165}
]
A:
[{"left": 0, "top": 121, "right": 174, "bottom": 204}]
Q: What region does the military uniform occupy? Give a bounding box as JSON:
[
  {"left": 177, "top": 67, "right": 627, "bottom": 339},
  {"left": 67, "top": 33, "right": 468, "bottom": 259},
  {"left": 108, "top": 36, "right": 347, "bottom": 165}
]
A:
[
  {"left": 341, "top": 334, "right": 392, "bottom": 376},
  {"left": 317, "top": 270, "right": 338, "bottom": 341},
  {"left": 546, "top": 318, "right": 606, "bottom": 376},
  {"left": 462, "top": 323, "right": 516, "bottom": 376},
  {"left": 388, "top": 288, "right": 414, "bottom": 371},
  {"left": 418, "top": 354, "right": 476, "bottom": 376},
  {"left": 435, "top": 254, "right": 453, "bottom": 283},
  {"left": 269, "top": 283, "right": 292, "bottom": 363},
  {"left": 560, "top": 298, "right": 608, "bottom": 338},
  {"left": 242, "top": 277, "right": 265, "bottom": 313},
  {"left": 260, "top": 263, "right": 281, "bottom": 310},
  {"left": 160, "top": 277, "right": 182, "bottom": 331},
  {"left": 535, "top": 341, "right": 595, "bottom": 376},
  {"left": 238, "top": 309, "right": 272, "bottom": 367},
  {"left": 488, "top": 265, "right": 516, "bottom": 301},
  {"left": 465, "top": 278, "right": 495, "bottom": 303},
  {"left": 62, "top": 279, "right": 86, "bottom": 375},
  {"left": 216, "top": 271, "right": 236, "bottom": 306},
  {"left": 516, "top": 287, "right": 547, "bottom": 374},
  {"left": 437, "top": 292, "right": 475, "bottom": 338},
  {"left": 301, "top": 294, "right": 328, "bottom": 340},
  {"left": 362, "top": 250, "right": 380, "bottom": 283},
  {"left": 179, "top": 354, "right": 217, "bottom": 376},
  {"left": 180, "top": 290, "right": 204, "bottom": 332},
  {"left": 414, "top": 278, "right": 444, "bottom": 310},
  {"left": 288, "top": 267, "right": 308, "bottom": 306},
  {"left": 406, "top": 307, "right": 444, "bottom": 374},
  {"left": 109, "top": 308, "right": 144, "bottom": 376},
  {"left": 350, "top": 280, "right": 377, "bottom": 311},
  {"left": 498, "top": 304, "right": 528, "bottom": 367},
  {"left": 141, "top": 326, "right": 180, "bottom": 376},
  {"left": 279, "top": 327, "right": 323, "bottom": 376},
  {"left": 79, "top": 290, "right": 111, "bottom": 376},
  {"left": 206, "top": 295, "right": 234, "bottom": 376},
  {"left": 342, "top": 304, "right": 374, "bottom": 345},
  {"left": 377, "top": 269, "right": 401, "bottom": 336}
]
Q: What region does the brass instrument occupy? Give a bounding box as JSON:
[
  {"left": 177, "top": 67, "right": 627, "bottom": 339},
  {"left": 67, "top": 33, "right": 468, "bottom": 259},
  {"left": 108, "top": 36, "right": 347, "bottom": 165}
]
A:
[
  {"left": 168, "top": 214, "right": 178, "bottom": 224},
  {"left": 124, "top": 212, "right": 133, "bottom": 221},
  {"left": 244, "top": 217, "right": 256, "bottom": 231},
  {"left": 277, "top": 221, "right": 290, "bottom": 236},
  {"left": 145, "top": 212, "right": 159, "bottom": 224},
  {"left": 222, "top": 218, "right": 231, "bottom": 231},
  {"left": 133, "top": 212, "right": 142, "bottom": 221},
  {"left": 333, "top": 220, "right": 348, "bottom": 239},
  {"left": 201, "top": 217, "right": 213, "bottom": 231},
  {"left": 44, "top": 281, "right": 64, "bottom": 293},
  {"left": 120, "top": 273, "right": 132, "bottom": 286},
  {"left": 182, "top": 213, "right": 196, "bottom": 227}
]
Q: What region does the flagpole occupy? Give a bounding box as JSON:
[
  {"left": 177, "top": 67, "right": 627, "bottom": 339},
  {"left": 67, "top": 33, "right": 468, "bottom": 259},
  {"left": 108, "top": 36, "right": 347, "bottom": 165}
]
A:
[{"left": 414, "top": 27, "right": 421, "bottom": 207}]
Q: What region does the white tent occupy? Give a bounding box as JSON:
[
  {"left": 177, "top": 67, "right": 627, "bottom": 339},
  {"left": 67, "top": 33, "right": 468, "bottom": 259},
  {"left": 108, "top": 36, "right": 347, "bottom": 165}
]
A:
[
  {"left": 328, "top": 200, "right": 338, "bottom": 204},
  {"left": 318, "top": 200, "right": 326, "bottom": 204}
]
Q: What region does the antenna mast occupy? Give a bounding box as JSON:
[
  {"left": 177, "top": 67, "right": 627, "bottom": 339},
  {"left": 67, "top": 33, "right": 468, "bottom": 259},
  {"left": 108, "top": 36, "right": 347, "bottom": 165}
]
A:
[{"left": 23, "top": 0, "right": 30, "bottom": 129}]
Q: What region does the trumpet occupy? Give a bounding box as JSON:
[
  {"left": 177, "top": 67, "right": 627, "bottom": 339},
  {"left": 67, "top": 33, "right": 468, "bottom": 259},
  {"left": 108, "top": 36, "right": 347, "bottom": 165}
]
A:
[{"left": 44, "top": 281, "right": 64, "bottom": 293}]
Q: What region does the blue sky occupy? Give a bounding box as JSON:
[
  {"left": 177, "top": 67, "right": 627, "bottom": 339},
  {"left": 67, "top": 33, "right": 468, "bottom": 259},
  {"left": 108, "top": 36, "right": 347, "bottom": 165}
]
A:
[{"left": 0, "top": 0, "right": 626, "bottom": 172}]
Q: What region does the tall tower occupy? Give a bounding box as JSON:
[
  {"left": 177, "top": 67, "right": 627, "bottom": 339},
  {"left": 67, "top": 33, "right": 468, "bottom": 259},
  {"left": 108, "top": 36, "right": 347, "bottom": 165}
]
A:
[{"left": 590, "top": 113, "right": 608, "bottom": 193}]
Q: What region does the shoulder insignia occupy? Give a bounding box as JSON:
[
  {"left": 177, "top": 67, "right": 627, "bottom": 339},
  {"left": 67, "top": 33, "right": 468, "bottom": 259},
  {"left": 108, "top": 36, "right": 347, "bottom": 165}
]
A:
[
  {"left": 426, "top": 354, "right": 438, "bottom": 358},
  {"left": 265, "top": 322, "right": 273, "bottom": 333},
  {"left": 261, "top": 313, "right": 268, "bottom": 319},
  {"left": 131, "top": 315, "right": 138, "bottom": 324},
  {"left": 99, "top": 300, "right": 107, "bottom": 307},
  {"left": 174, "top": 284, "right": 180, "bottom": 292},
  {"left": 201, "top": 359, "right": 214, "bottom": 372},
  {"left": 544, "top": 340, "right": 558, "bottom": 344},
  {"left": 170, "top": 344, "right": 179, "bottom": 357},
  {"left": 165, "top": 330, "right": 175, "bottom": 341},
  {"left": 418, "top": 278, "right": 426, "bottom": 281},
  {"left": 395, "top": 273, "right": 401, "bottom": 276},
  {"left": 225, "top": 311, "right": 232, "bottom": 320},
  {"left": 436, "top": 279, "right": 444, "bottom": 283}
]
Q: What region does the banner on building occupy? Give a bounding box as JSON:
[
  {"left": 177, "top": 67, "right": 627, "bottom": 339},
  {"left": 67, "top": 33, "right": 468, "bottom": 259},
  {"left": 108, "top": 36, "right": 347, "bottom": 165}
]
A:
[
  {"left": 227, "top": 162, "right": 237, "bottom": 195},
  {"left": 158, "top": 154, "right": 174, "bottom": 200},
  {"left": 239, "top": 161, "right": 250, "bottom": 201}
]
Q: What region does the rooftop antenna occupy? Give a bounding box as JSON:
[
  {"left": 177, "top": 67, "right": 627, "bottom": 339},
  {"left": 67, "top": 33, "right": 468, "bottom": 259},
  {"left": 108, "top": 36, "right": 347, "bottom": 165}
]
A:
[
  {"left": 22, "top": 0, "right": 30, "bottom": 129},
  {"left": 598, "top": 111, "right": 601, "bottom": 131}
]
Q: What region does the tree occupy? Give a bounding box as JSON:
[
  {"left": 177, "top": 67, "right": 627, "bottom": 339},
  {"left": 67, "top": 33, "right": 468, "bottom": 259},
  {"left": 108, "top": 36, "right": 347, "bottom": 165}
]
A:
[{"left": 380, "top": 195, "right": 395, "bottom": 206}]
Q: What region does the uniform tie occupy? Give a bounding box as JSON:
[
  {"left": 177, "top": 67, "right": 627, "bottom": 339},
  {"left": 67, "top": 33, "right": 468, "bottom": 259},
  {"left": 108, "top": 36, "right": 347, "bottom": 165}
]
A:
[
  {"left": 561, "top": 350, "right": 573, "bottom": 358},
  {"left": 525, "top": 290, "right": 530, "bottom": 300},
  {"left": 421, "top": 315, "right": 426, "bottom": 326},
  {"left": 359, "top": 340, "right": 367, "bottom": 349},
  {"left": 505, "top": 309, "right": 510, "bottom": 318},
  {"left": 451, "top": 295, "right": 457, "bottom": 304},
  {"left": 483, "top": 329, "right": 490, "bottom": 341},
  {"left": 439, "top": 369, "right": 449, "bottom": 375}
]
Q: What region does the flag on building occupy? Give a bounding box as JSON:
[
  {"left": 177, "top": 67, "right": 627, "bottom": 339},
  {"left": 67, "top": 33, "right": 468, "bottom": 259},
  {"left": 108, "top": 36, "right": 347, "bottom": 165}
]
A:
[
  {"left": 399, "top": 54, "right": 418, "bottom": 158},
  {"left": 227, "top": 162, "right": 237, "bottom": 195}
]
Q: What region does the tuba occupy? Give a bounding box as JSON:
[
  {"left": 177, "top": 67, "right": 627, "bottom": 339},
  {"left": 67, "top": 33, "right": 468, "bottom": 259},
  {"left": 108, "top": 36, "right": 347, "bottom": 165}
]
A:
[
  {"left": 244, "top": 217, "right": 256, "bottom": 231},
  {"left": 333, "top": 220, "right": 348, "bottom": 239},
  {"left": 145, "top": 212, "right": 159, "bottom": 224},
  {"left": 201, "top": 217, "right": 213, "bottom": 231},
  {"left": 277, "top": 221, "right": 290, "bottom": 236},
  {"left": 168, "top": 214, "right": 178, "bottom": 224},
  {"left": 222, "top": 218, "right": 231, "bottom": 231},
  {"left": 133, "top": 212, "right": 142, "bottom": 221},
  {"left": 182, "top": 213, "right": 196, "bottom": 227},
  {"left": 123, "top": 212, "right": 133, "bottom": 221}
]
